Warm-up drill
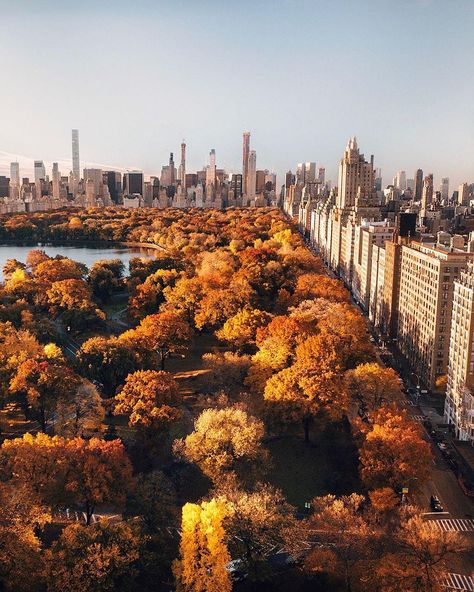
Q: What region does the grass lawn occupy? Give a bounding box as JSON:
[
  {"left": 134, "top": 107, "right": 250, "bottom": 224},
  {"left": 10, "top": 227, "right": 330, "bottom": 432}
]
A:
[{"left": 265, "top": 422, "right": 361, "bottom": 508}]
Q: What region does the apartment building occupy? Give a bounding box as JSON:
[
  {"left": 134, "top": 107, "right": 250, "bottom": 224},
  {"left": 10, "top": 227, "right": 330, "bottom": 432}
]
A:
[
  {"left": 397, "top": 241, "right": 473, "bottom": 389},
  {"left": 352, "top": 220, "right": 394, "bottom": 311},
  {"left": 445, "top": 261, "right": 474, "bottom": 443}
]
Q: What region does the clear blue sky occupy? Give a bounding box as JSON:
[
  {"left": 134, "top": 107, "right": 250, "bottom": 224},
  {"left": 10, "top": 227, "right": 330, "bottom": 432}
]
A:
[{"left": 1, "top": 0, "right": 473, "bottom": 189}]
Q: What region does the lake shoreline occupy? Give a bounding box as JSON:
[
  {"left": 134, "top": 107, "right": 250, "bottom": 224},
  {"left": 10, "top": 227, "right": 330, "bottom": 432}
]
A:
[{"left": 0, "top": 239, "right": 164, "bottom": 252}]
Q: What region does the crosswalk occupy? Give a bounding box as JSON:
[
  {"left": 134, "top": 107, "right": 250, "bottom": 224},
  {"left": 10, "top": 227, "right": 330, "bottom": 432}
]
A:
[
  {"left": 410, "top": 414, "right": 425, "bottom": 421},
  {"left": 442, "top": 573, "right": 474, "bottom": 591},
  {"left": 430, "top": 518, "right": 474, "bottom": 532}
]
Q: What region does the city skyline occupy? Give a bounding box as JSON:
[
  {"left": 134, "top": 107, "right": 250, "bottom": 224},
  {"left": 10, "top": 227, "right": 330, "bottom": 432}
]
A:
[{"left": 1, "top": 0, "right": 474, "bottom": 188}]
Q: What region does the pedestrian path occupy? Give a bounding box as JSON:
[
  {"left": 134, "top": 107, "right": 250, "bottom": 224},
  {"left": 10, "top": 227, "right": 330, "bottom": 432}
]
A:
[
  {"left": 430, "top": 518, "right": 474, "bottom": 532},
  {"left": 442, "top": 573, "right": 474, "bottom": 591}
]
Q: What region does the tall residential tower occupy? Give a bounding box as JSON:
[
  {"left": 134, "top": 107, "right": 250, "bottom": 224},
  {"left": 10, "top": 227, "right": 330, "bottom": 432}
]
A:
[{"left": 242, "top": 132, "right": 250, "bottom": 196}]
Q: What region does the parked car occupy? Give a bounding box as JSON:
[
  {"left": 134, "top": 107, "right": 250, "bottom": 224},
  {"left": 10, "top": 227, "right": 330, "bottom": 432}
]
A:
[{"left": 430, "top": 495, "right": 444, "bottom": 512}]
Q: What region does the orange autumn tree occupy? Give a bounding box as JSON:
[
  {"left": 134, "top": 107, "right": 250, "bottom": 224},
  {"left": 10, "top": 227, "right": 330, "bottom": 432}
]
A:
[
  {"left": 292, "top": 273, "right": 349, "bottom": 305},
  {"left": 45, "top": 521, "right": 141, "bottom": 592},
  {"left": 114, "top": 370, "right": 181, "bottom": 429},
  {"left": 303, "top": 494, "right": 374, "bottom": 592},
  {"left": 173, "top": 499, "right": 231, "bottom": 592},
  {"left": 246, "top": 315, "right": 312, "bottom": 394},
  {"left": 62, "top": 437, "right": 133, "bottom": 525},
  {"left": 121, "top": 312, "right": 192, "bottom": 370},
  {"left": 264, "top": 333, "right": 350, "bottom": 442},
  {"left": 375, "top": 513, "right": 467, "bottom": 592},
  {"left": 0, "top": 434, "right": 133, "bottom": 525},
  {"left": 359, "top": 405, "right": 432, "bottom": 490},
  {"left": 0, "top": 432, "right": 64, "bottom": 505}
]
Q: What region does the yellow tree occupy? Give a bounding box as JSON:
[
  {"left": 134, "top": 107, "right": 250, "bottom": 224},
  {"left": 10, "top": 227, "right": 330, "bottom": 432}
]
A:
[
  {"left": 345, "top": 363, "right": 403, "bottom": 413},
  {"left": 359, "top": 405, "right": 432, "bottom": 490},
  {"left": 174, "top": 407, "right": 267, "bottom": 485},
  {"left": 173, "top": 499, "right": 232, "bottom": 592},
  {"left": 216, "top": 308, "right": 272, "bottom": 349}
]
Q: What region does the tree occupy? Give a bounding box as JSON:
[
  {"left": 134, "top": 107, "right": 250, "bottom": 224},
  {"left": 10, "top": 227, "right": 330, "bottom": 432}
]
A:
[
  {"left": 62, "top": 437, "right": 134, "bottom": 525},
  {"left": 45, "top": 521, "right": 141, "bottom": 592},
  {"left": 10, "top": 359, "right": 81, "bottom": 431},
  {"left": 114, "top": 370, "right": 181, "bottom": 429},
  {"left": 161, "top": 276, "right": 204, "bottom": 323},
  {"left": 33, "top": 257, "right": 86, "bottom": 283},
  {"left": 0, "top": 432, "right": 64, "bottom": 504},
  {"left": 124, "top": 312, "right": 192, "bottom": 370},
  {"left": 216, "top": 308, "right": 272, "bottom": 349},
  {"left": 264, "top": 334, "right": 350, "bottom": 442},
  {"left": 125, "top": 470, "right": 175, "bottom": 532},
  {"left": 0, "top": 434, "right": 133, "bottom": 524},
  {"left": 201, "top": 351, "right": 251, "bottom": 394},
  {"left": 245, "top": 315, "right": 311, "bottom": 395},
  {"left": 375, "top": 512, "right": 467, "bottom": 592},
  {"left": 173, "top": 499, "right": 232, "bottom": 592},
  {"left": 25, "top": 249, "right": 50, "bottom": 270},
  {"left": 345, "top": 363, "right": 403, "bottom": 413},
  {"left": 359, "top": 405, "right": 432, "bottom": 490},
  {"left": 55, "top": 379, "right": 105, "bottom": 437},
  {"left": 2, "top": 258, "right": 25, "bottom": 280},
  {"left": 292, "top": 273, "right": 349, "bottom": 305},
  {"left": 88, "top": 266, "right": 115, "bottom": 303},
  {"left": 0, "top": 482, "right": 50, "bottom": 592},
  {"left": 47, "top": 278, "right": 105, "bottom": 329},
  {"left": 127, "top": 269, "right": 178, "bottom": 321},
  {"left": 219, "top": 483, "right": 296, "bottom": 580},
  {"left": 76, "top": 336, "right": 146, "bottom": 396},
  {"left": 303, "top": 494, "right": 375, "bottom": 592},
  {"left": 174, "top": 407, "right": 267, "bottom": 485}
]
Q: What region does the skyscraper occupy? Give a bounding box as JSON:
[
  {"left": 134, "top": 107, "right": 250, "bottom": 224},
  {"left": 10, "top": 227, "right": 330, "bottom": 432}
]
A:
[
  {"left": 72, "top": 129, "right": 80, "bottom": 183},
  {"left": 9, "top": 162, "right": 20, "bottom": 199},
  {"left": 34, "top": 160, "right": 46, "bottom": 183},
  {"left": 247, "top": 150, "right": 257, "bottom": 201},
  {"left": 421, "top": 174, "right": 434, "bottom": 209},
  {"left": 179, "top": 141, "right": 186, "bottom": 188},
  {"left": 296, "top": 162, "right": 316, "bottom": 185},
  {"left": 10, "top": 162, "right": 20, "bottom": 187},
  {"left": 52, "top": 162, "right": 60, "bottom": 199},
  {"left": 395, "top": 170, "right": 406, "bottom": 191},
  {"left": 336, "top": 137, "right": 375, "bottom": 209},
  {"left": 242, "top": 132, "right": 250, "bottom": 196},
  {"left": 440, "top": 177, "right": 449, "bottom": 202},
  {"left": 124, "top": 171, "right": 144, "bottom": 196},
  {"left": 414, "top": 168, "right": 423, "bottom": 201},
  {"left": 169, "top": 153, "right": 176, "bottom": 186},
  {"left": 206, "top": 149, "right": 216, "bottom": 186}
]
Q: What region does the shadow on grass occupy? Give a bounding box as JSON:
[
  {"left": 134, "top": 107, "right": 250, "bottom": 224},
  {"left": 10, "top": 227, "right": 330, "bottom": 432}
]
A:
[{"left": 265, "top": 420, "right": 361, "bottom": 508}]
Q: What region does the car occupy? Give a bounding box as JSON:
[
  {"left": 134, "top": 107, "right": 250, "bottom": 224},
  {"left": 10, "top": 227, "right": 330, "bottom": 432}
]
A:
[{"left": 430, "top": 495, "right": 444, "bottom": 512}]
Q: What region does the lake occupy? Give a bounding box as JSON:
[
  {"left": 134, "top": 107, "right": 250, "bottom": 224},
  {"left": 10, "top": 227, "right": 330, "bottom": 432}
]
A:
[{"left": 0, "top": 244, "right": 158, "bottom": 279}]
